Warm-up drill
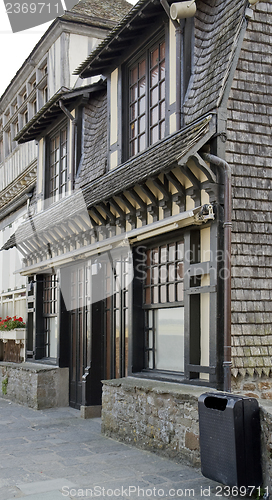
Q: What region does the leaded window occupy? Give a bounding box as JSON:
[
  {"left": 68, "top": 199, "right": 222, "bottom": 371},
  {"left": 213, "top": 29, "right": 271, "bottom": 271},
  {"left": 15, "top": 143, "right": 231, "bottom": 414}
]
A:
[
  {"left": 129, "top": 38, "right": 166, "bottom": 157},
  {"left": 43, "top": 274, "right": 58, "bottom": 358},
  {"left": 142, "top": 240, "right": 184, "bottom": 372},
  {"left": 49, "top": 124, "right": 68, "bottom": 202}
]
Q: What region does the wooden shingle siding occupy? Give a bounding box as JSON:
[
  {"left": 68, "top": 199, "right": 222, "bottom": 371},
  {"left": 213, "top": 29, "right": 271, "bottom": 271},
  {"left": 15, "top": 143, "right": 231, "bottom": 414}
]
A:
[
  {"left": 226, "top": 3, "right": 272, "bottom": 378},
  {"left": 184, "top": 0, "right": 246, "bottom": 123},
  {"left": 75, "top": 91, "right": 107, "bottom": 188}
]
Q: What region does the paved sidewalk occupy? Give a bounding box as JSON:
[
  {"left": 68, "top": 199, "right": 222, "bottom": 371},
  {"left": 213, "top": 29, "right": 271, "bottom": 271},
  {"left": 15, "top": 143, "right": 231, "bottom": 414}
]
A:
[{"left": 0, "top": 398, "right": 220, "bottom": 500}]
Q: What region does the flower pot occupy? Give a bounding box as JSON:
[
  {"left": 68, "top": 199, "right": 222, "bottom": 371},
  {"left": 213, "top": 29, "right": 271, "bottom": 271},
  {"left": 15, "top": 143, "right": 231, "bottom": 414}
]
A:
[{"left": 0, "top": 329, "right": 26, "bottom": 363}]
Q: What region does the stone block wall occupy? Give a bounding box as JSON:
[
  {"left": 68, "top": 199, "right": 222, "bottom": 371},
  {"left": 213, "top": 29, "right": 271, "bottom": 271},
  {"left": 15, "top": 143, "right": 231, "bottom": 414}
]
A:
[
  {"left": 102, "top": 378, "right": 272, "bottom": 491},
  {"left": 102, "top": 378, "right": 203, "bottom": 466},
  {"left": 232, "top": 375, "right": 272, "bottom": 400},
  {"left": 0, "top": 362, "right": 69, "bottom": 409}
]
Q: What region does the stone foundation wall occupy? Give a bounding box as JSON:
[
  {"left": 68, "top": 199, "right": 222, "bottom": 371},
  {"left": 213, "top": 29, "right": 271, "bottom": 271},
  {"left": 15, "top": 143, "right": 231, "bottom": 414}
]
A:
[
  {"left": 102, "top": 377, "right": 272, "bottom": 491},
  {"left": 0, "top": 362, "right": 69, "bottom": 409},
  {"left": 232, "top": 375, "right": 272, "bottom": 400},
  {"left": 102, "top": 378, "right": 203, "bottom": 466}
]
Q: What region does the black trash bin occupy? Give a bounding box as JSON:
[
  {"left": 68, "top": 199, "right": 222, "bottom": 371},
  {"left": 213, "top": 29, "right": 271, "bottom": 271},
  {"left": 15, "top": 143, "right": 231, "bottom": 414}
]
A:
[{"left": 198, "top": 392, "right": 262, "bottom": 488}]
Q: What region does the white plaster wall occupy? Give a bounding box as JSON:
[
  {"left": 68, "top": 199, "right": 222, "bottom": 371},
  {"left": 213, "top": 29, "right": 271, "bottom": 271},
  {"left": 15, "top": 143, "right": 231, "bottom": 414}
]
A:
[
  {"left": 0, "top": 206, "right": 27, "bottom": 296},
  {"left": 48, "top": 37, "right": 62, "bottom": 96},
  {"left": 69, "top": 34, "right": 100, "bottom": 88}
]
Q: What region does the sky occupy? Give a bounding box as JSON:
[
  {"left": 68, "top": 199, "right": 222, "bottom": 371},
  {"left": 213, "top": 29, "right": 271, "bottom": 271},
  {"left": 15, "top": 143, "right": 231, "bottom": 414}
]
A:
[{"left": 0, "top": 0, "right": 137, "bottom": 98}]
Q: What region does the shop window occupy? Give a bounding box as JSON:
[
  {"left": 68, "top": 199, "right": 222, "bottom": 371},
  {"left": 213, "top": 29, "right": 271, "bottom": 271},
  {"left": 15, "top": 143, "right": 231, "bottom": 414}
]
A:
[
  {"left": 43, "top": 274, "right": 58, "bottom": 359},
  {"left": 141, "top": 239, "right": 185, "bottom": 373}
]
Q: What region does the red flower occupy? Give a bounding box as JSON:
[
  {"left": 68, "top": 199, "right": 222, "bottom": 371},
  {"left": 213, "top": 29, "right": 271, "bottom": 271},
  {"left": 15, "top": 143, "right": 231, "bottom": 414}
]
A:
[{"left": 18, "top": 317, "right": 23, "bottom": 322}]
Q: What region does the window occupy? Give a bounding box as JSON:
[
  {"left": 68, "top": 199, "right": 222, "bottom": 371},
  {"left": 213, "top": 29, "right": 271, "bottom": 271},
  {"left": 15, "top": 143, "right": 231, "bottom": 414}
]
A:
[
  {"left": 43, "top": 86, "right": 48, "bottom": 104},
  {"left": 43, "top": 274, "right": 58, "bottom": 358},
  {"left": 6, "top": 129, "right": 12, "bottom": 156},
  {"left": 129, "top": 38, "right": 166, "bottom": 157},
  {"left": 48, "top": 123, "right": 68, "bottom": 202},
  {"left": 24, "top": 109, "right": 28, "bottom": 125},
  {"left": 0, "top": 138, "right": 3, "bottom": 163},
  {"left": 32, "top": 99, "right": 37, "bottom": 116},
  {"left": 141, "top": 239, "right": 184, "bottom": 373}
]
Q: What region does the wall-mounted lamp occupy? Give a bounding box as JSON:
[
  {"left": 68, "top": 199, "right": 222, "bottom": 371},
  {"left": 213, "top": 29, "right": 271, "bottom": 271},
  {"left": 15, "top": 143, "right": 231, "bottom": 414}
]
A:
[{"left": 170, "top": 0, "right": 196, "bottom": 20}]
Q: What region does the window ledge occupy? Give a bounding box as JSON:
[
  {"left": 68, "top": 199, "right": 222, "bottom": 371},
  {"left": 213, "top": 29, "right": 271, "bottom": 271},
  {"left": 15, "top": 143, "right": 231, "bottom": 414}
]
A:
[{"left": 102, "top": 376, "right": 212, "bottom": 401}]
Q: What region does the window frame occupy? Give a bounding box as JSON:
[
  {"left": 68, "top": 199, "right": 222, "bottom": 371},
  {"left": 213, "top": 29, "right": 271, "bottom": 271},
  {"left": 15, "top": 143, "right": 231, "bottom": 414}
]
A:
[
  {"left": 45, "top": 119, "right": 69, "bottom": 204},
  {"left": 43, "top": 274, "right": 58, "bottom": 360},
  {"left": 134, "top": 233, "right": 186, "bottom": 378},
  {"left": 122, "top": 28, "right": 168, "bottom": 161}
]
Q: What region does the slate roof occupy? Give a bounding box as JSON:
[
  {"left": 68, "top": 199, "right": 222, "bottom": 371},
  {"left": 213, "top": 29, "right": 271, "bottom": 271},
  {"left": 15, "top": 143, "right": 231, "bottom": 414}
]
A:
[
  {"left": 184, "top": 0, "right": 247, "bottom": 123},
  {"left": 71, "top": 0, "right": 132, "bottom": 23},
  {"left": 82, "top": 114, "right": 215, "bottom": 208},
  {"left": 15, "top": 82, "right": 106, "bottom": 144}
]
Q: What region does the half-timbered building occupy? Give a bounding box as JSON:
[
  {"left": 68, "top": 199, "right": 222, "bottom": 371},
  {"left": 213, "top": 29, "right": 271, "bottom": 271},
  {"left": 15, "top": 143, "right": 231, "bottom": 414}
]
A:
[{"left": 2, "top": 0, "right": 272, "bottom": 461}]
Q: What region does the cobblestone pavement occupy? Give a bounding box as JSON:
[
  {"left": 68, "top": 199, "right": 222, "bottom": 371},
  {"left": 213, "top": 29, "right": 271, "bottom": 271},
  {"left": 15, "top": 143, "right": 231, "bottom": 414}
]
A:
[{"left": 0, "top": 398, "right": 226, "bottom": 500}]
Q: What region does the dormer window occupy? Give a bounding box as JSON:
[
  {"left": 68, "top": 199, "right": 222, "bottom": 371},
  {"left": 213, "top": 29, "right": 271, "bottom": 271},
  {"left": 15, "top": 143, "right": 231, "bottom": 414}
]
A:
[
  {"left": 129, "top": 38, "right": 166, "bottom": 157},
  {"left": 48, "top": 123, "right": 68, "bottom": 203}
]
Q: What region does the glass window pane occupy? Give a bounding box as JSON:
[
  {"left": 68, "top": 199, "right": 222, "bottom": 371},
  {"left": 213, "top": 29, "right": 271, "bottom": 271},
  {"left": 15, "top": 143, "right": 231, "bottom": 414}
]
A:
[
  {"left": 151, "top": 66, "right": 158, "bottom": 87},
  {"left": 151, "top": 105, "right": 158, "bottom": 126},
  {"left": 161, "top": 245, "right": 167, "bottom": 263},
  {"left": 177, "top": 242, "right": 184, "bottom": 260},
  {"left": 130, "top": 103, "right": 137, "bottom": 121},
  {"left": 160, "top": 41, "right": 166, "bottom": 59},
  {"left": 151, "top": 248, "right": 159, "bottom": 264},
  {"left": 151, "top": 86, "right": 159, "bottom": 106},
  {"left": 160, "top": 101, "right": 165, "bottom": 120},
  {"left": 139, "top": 133, "right": 146, "bottom": 152},
  {"left": 139, "top": 115, "right": 146, "bottom": 134},
  {"left": 160, "top": 265, "right": 167, "bottom": 283},
  {"left": 153, "top": 286, "right": 158, "bottom": 304},
  {"left": 160, "top": 120, "right": 165, "bottom": 139},
  {"left": 169, "top": 284, "right": 175, "bottom": 302},
  {"left": 160, "top": 80, "right": 165, "bottom": 100},
  {"left": 177, "top": 282, "right": 184, "bottom": 301},
  {"left": 131, "top": 121, "right": 137, "bottom": 138},
  {"left": 177, "top": 263, "right": 184, "bottom": 280},
  {"left": 150, "top": 125, "right": 159, "bottom": 145},
  {"left": 130, "top": 66, "right": 137, "bottom": 85},
  {"left": 139, "top": 96, "right": 146, "bottom": 115},
  {"left": 130, "top": 139, "right": 137, "bottom": 156},
  {"left": 155, "top": 307, "right": 184, "bottom": 371},
  {"left": 49, "top": 317, "right": 58, "bottom": 358},
  {"left": 160, "top": 285, "right": 166, "bottom": 303},
  {"left": 152, "top": 266, "right": 158, "bottom": 284},
  {"left": 160, "top": 60, "right": 165, "bottom": 80},
  {"left": 169, "top": 244, "right": 175, "bottom": 262},
  {"left": 139, "top": 59, "right": 146, "bottom": 78},
  {"left": 151, "top": 48, "right": 159, "bottom": 67},
  {"left": 139, "top": 77, "right": 146, "bottom": 96},
  {"left": 130, "top": 84, "right": 137, "bottom": 102},
  {"left": 169, "top": 264, "right": 175, "bottom": 282}
]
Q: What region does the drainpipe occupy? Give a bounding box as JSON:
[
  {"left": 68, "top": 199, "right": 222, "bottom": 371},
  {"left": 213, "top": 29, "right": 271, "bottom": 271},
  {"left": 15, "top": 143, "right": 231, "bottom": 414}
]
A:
[
  {"left": 201, "top": 153, "right": 232, "bottom": 393},
  {"left": 59, "top": 100, "right": 77, "bottom": 187}
]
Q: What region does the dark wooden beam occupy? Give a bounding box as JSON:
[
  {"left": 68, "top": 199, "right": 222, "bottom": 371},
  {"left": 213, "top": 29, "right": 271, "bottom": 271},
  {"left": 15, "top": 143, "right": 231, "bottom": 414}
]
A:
[
  {"left": 108, "top": 199, "right": 126, "bottom": 219},
  {"left": 152, "top": 177, "right": 170, "bottom": 200},
  {"left": 165, "top": 171, "right": 186, "bottom": 195},
  {"left": 138, "top": 183, "right": 157, "bottom": 205},
  {"left": 126, "top": 189, "right": 146, "bottom": 210}
]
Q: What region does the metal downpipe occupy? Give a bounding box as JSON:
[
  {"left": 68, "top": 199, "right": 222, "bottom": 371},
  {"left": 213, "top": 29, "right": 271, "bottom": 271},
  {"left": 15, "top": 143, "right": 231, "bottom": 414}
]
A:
[{"left": 202, "top": 153, "right": 232, "bottom": 392}]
